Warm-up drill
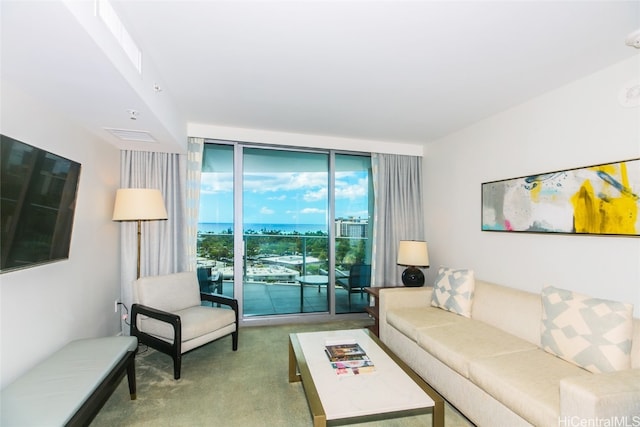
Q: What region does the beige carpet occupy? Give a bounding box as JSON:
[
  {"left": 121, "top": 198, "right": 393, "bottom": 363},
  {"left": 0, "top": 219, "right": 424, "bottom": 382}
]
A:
[{"left": 91, "top": 319, "right": 473, "bottom": 426}]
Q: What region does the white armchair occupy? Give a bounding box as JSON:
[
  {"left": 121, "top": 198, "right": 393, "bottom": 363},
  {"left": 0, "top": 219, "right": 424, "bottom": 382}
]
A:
[{"left": 131, "top": 271, "right": 238, "bottom": 379}]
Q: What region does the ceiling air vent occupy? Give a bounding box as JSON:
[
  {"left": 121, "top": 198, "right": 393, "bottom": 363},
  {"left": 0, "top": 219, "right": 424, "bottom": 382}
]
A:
[{"left": 105, "top": 128, "right": 157, "bottom": 143}]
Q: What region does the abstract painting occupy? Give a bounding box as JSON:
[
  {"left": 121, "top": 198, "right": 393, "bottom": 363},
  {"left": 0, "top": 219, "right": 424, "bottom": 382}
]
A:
[{"left": 482, "top": 159, "right": 640, "bottom": 236}]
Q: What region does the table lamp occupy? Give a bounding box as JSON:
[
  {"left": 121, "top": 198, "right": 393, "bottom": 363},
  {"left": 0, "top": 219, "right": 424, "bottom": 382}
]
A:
[{"left": 397, "top": 240, "right": 429, "bottom": 287}]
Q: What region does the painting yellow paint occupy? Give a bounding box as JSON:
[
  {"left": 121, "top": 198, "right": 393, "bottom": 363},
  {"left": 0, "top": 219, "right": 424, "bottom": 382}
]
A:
[{"left": 571, "top": 163, "right": 637, "bottom": 234}]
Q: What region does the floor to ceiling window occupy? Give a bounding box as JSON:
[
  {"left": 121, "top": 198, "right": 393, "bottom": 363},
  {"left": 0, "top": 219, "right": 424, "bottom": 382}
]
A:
[
  {"left": 197, "top": 144, "right": 235, "bottom": 299},
  {"left": 197, "top": 141, "right": 372, "bottom": 321}
]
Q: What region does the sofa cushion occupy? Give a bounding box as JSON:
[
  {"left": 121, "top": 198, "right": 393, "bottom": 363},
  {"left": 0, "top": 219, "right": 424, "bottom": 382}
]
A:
[
  {"left": 431, "top": 266, "right": 475, "bottom": 317},
  {"left": 469, "top": 348, "right": 591, "bottom": 427},
  {"left": 387, "top": 306, "right": 469, "bottom": 342},
  {"left": 141, "top": 306, "right": 236, "bottom": 342},
  {"left": 416, "top": 320, "right": 537, "bottom": 378},
  {"left": 560, "top": 369, "right": 640, "bottom": 419},
  {"left": 471, "top": 280, "right": 541, "bottom": 346},
  {"left": 541, "top": 285, "right": 633, "bottom": 373}
]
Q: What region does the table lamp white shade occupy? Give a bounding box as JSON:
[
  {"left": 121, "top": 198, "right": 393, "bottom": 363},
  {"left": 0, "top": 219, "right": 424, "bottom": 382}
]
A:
[
  {"left": 112, "top": 188, "right": 168, "bottom": 221},
  {"left": 397, "top": 240, "right": 429, "bottom": 267}
]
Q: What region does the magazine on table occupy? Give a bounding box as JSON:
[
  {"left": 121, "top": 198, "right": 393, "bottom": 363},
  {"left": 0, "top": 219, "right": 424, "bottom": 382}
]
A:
[{"left": 324, "top": 340, "right": 376, "bottom": 375}]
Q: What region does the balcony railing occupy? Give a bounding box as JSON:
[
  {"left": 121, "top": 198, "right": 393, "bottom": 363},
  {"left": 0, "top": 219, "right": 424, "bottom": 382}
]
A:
[{"left": 197, "top": 233, "right": 369, "bottom": 315}]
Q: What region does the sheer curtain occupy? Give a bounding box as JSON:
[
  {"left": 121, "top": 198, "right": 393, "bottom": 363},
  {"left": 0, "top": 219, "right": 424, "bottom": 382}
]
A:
[
  {"left": 371, "top": 153, "right": 425, "bottom": 287},
  {"left": 118, "top": 150, "right": 188, "bottom": 333},
  {"left": 185, "top": 137, "right": 205, "bottom": 271}
]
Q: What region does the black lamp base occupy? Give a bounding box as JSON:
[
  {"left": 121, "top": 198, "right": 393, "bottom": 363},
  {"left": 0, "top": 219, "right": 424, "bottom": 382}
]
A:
[{"left": 402, "top": 267, "right": 425, "bottom": 287}]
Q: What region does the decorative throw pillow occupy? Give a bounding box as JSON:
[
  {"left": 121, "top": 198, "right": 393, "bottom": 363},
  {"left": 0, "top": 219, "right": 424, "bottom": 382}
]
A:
[
  {"left": 431, "top": 267, "right": 475, "bottom": 318},
  {"left": 541, "top": 285, "right": 633, "bottom": 373}
]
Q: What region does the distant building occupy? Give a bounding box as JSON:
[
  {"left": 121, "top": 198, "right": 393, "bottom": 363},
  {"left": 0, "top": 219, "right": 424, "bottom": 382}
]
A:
[
  {"left": 219, "top": 265, "right": 300, "bottom": 282},
  {"left": 261, "top": 255, "right": 321, "bottom": 267},
  {"left": 335, "top": 217, "right": 368, "bottom": 238}
]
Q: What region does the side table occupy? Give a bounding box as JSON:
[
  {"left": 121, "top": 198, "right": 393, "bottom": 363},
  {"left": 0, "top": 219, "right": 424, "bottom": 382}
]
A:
[{"left": 364, "top": 286, "right": 396, "bottom": 337}]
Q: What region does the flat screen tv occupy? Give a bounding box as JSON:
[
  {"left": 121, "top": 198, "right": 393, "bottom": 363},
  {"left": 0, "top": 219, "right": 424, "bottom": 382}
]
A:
[{"left": 1, "top": 134, "right": 81, "bottom": 272}]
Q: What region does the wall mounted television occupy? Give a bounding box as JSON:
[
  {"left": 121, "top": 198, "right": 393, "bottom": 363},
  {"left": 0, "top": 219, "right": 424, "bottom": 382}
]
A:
[{"left": 1, "top": 134, "right": 81, "bottom": 272}]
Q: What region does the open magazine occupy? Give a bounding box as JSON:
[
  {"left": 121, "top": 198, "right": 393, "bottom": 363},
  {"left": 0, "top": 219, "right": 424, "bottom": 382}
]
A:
[{"left": 325, "top": 341, "right": 375, "bottom": 375}]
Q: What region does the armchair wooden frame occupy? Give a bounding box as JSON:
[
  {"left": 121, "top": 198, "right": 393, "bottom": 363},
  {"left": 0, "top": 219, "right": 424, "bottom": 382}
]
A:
[{"left": 131, "top": 293, "right": 238, "bottom": 380}]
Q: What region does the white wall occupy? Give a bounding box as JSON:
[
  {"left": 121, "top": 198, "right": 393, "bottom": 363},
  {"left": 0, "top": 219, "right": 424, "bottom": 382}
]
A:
[
  {"left": 423, "top": 55, "right": 640, "bottom": 316},
  {"left": 0, "top": 81, "right": 122, "bottom": 388}
]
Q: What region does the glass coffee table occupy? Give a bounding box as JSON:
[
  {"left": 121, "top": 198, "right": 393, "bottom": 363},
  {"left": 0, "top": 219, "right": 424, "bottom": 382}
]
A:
[{"left": 289, "top": 328, "right": 444, "bottom": 427}]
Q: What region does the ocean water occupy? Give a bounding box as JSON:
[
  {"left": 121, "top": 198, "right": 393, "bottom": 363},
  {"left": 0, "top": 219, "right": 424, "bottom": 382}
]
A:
[{"left": 198, "top": 223, "right": 327, "bottom": 235}]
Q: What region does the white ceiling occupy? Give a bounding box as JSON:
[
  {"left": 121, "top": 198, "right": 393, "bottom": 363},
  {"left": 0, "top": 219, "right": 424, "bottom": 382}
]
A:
[{"left": 2, "top": 1, "right": 639, "bottom": 153}]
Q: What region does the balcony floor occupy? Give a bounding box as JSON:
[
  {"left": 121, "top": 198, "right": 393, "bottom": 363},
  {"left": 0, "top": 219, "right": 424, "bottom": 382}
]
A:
[{"left": 210, "top": 281, "right": 370, "bottom": 316}]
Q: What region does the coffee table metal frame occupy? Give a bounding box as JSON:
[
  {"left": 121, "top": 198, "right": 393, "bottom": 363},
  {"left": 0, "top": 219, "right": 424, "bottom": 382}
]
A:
[{"left": 288, "top": 328, "right": 444, "bottom": 427}]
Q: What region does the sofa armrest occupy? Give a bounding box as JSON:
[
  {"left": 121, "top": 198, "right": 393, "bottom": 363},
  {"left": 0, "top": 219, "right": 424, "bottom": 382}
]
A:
[
  {"left": 378, "top": 287, "right": 432, "bottom": 341},
  {"left": 560, "top": 369, "right": 640, "bottom": 421}
]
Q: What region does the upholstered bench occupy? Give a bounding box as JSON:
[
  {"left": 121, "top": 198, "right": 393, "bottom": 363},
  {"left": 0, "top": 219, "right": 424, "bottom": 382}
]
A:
[{"left": 0, "top": 336, "right": 137, "bottom": 426}]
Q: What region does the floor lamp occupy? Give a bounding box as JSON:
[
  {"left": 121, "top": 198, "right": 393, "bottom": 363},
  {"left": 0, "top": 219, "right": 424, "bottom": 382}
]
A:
[{"left": 112, "top": 188, "right": 168, "bottom": 279}]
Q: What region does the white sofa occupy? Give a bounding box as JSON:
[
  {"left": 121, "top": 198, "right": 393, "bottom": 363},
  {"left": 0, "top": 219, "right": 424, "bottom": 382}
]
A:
[{"left": 378, "top": 280, "right": 640, "bottom": 426}]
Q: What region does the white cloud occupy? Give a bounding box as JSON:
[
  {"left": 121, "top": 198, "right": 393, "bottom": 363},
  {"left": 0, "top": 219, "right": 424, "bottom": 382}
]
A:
[
  {"left": 335, "top": 177, "right": 368, "bottom": 200},
  {"left": 303, "top": 187, "right": 328, "bottom": 202},
  {"left": 200, "top": 173, "right": 233, "bottom": 194},
  {"left": 260, "top": 206, "right": 275, "bottom": 215},
  {"left": 244, "top": 172, "right": 327, "bottom": 193},
  {"left": 300, "top": 208, "right": 325, "bottom": 215}
]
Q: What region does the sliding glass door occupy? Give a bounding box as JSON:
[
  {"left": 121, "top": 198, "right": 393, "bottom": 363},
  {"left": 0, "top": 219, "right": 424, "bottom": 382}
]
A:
[
  {"left": 242, "top": 147, "right": 329, "bottom": 316},
  {"left": 197, "top": 141, "right": 372, "bottom": 320}
]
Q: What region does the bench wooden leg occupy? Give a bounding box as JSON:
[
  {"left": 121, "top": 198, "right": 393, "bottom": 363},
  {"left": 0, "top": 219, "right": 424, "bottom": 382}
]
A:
[{"left": 127, "top": 354, "right": 137, "bottom": 400}]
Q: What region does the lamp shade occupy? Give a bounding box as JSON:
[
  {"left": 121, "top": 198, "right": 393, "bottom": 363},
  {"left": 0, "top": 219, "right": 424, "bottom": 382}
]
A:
[
  {"left": 397, "top": 240, "right": 429, "bottom": 267},
  {"left": 112, "top": 188, "right": 168, "bottom": 221}
]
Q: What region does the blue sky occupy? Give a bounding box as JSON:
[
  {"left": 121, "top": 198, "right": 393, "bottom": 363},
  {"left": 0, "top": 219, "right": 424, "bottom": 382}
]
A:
[{"left": 199, "top": 170, "right": 369, "bottom": 225}]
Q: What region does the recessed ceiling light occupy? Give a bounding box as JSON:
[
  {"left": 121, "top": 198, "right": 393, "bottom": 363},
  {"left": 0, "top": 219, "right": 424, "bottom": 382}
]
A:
[
  {"left": 104, "top": 128, "right": 157, "bottom": 143},
  {"left": 127, "top": 109, "right": 139, "bottom": 120}
]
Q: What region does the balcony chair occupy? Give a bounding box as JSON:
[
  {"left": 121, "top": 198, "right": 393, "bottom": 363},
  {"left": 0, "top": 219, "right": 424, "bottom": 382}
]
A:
[
  {"left": 337, "top": 264, "right": 371, "bottom": 310},
  {"left": 131, "top": 271, "right": 238, "bottom": 380},
  {"left": 197, "top": 266, "right": 223, "bottom": 295}
]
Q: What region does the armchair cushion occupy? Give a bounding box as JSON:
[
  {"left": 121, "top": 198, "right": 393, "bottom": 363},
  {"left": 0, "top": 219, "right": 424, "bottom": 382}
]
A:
[
  {"left": 135, "top": 271, "right": 201, "bottom": 312},
  {"left": 141, "top": 306, "right": 236, "bottom": 342}
]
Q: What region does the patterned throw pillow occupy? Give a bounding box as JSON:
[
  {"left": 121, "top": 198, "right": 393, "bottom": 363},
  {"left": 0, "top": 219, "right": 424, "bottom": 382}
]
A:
[
  {"left": 431, "top": 267, "right": 475, "bottom": 318},
  {"left": 541, "top": 285, "right": 633, "bottom": 373}
]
